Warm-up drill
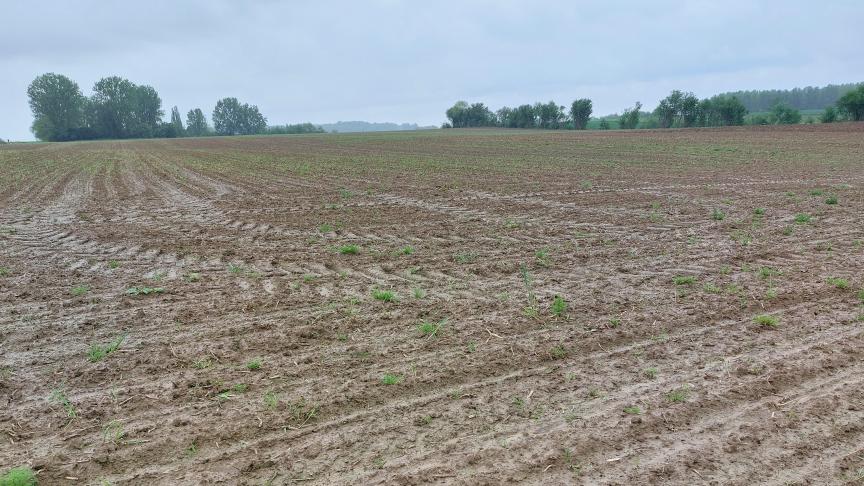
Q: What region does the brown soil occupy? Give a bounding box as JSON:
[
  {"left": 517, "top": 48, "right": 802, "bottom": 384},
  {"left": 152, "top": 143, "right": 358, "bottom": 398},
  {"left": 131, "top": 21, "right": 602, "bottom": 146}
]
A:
[{"left": 1, "top": 124, "right": 864, "bottom": 485}]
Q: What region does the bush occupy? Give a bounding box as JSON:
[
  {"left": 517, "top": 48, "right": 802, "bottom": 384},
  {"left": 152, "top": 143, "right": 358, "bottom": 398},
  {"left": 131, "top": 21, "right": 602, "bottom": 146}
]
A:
[
  {"left": 820, "top": 106, "right": 837, "bottom": 123},
  {"left": 837, "top": 85, "right": 864, "bottom": 121},
  {"left": 769, "top": 103, "right": 801, "bottom": 125}
]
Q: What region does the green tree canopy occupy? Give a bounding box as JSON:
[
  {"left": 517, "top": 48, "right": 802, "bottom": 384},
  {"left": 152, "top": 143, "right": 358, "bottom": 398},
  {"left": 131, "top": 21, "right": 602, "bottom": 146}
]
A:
[
  {"left": 170, "top": 106, "right": 185, "bottom": 136},
  {"left": 769, "top": 103, "right": 802, "bottom": 125},
  {"left": 569, "top": 99, "right": 592, "bottom": 130},
  {"left": 837, "top": 85, "right": 864, "bottom": 121},
  {"left": 213, "top": 97, "right": 268, "bottom": 135},
  {"left": 619, "top": 102, "right": 642, "bottom": 129},
  {"left": 27, "top": 73, "right": 86, "bottom": 141},
  {"left": 186, "top": 108, "right": 209, "bottom": 136}
]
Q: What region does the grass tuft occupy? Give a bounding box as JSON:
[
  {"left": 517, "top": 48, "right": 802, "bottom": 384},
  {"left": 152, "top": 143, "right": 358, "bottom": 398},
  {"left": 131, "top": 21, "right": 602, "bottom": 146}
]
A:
[
  {"left": 372, "top": 289, "right": 396, "bottom": 302},
  {"left": 0, "top": 467, "right": 37, "bottom": 486},
  {"left": 550, "top": 295, "right": 567, "bottom": 317},
  {"left": 88, "top": 335, "right": 126, "bottom": 362},
  {"left": 827, "top": 277, "right": 849, "bottom": 290},
  {"left": 753, "top": 314, "right": 779, "bottom": 327},
  {"left": 381, "top": 374, "right": 403, "bottom": 385},
  {"left": 338, "top": 244, "right": 359, "bottom": 255},
  {"left": 794, "top": 213, "right": 811, "bottom": 224},
  {"left": 672, "top": 275, "right": 696, "bottom": 286},
  {"left": 125, "top": 286, "right": 164, "bottom": 296}
]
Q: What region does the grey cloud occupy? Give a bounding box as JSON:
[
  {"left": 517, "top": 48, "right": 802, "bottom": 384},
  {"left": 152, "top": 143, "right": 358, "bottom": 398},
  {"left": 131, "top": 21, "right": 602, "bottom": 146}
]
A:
[{"left": 1, "top": 0, "right": 861, "bottom": 140}]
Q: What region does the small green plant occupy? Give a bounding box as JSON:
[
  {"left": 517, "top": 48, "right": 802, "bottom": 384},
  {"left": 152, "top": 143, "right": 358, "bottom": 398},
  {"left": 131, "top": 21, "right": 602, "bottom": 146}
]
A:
[
  {"left": 0, "top": 267, "right": 10, "bottom": 277},
  {"left": 809, "top": 189, "right": 824, "bottom": 196},
  {"left": 412, "top": 287, "right": 426, "bottom": 299},
  {"left": 193, "top": 357, "right": 212, "bottom": 369},
  {"left": 0, "top": 467, "right": 37, "bottom": 486},
  {"left": 418, "top": 320, "right": 443, "bottom": 337},
  {"left": 673, "top": 275, "right": 696, "bottom": 285},
  {"left": 644, "top": 367, "right": 658, "bottom": 379},
  {"left": 184, "top": 272, "right": 201, "bottom": 282},
  {"left": 102, "top": 419, "right": 126, "bottom": 443},
  {"left": 399, "top": 245, "right": 414, "bottom": 255},
  {"left": 51, "top": 388, "right": 77, "bottom": 419},
  {"left": 765, "top": 288, "right": 778, "bottom": 299},
  {"left": 753, "top": 208, "right": 765, "bottom": 216},
  {"left": 794, "top": 213, "right": 811, "bottom": 224},
  {"left": 825, "top": 195, "right": 838, "bottom": 205},
  {"left": 711, "top": 209, "right": 725, "bottom": 221},
  {"left": 108, "top": 259, "right": 120, "bottom": 269},
  {"left": 666, "top": 386, "right": 690, "bottom": 403},
  {"left": 372, "top": 288, "right": 396, "bottom": 302},
  {"left": 623, "top": 405, "right": 641, "bottom": 415},
  {"left": 535, "top": 249, "right": 550, "bottom": 266},
  {"left": 381, "top": 374, "right": 403, "bottom": 385},
  {"left": 550, "top": 295, "right": 567, "bottom": 317},
  {"left": 703, "top": 283, "right": 721, "bottom": 294},
  {"left": 228, "top": 263, "right": 244, "bottom": 274},
  {"left": 454, "top": 252, "right": 477, "bottom": 264},
  {"left": 857, "top": 289, "right": 864, "bottom": 303},
  {"left": 264, "top": 391, "right": 279, "bottom": 408},
  {"left": 608, "top": 317, "right": 622, "bottom": 328},
  {"left": 71, "top": 284, "right": 90, "bottom": 296},
  {"left": 319, "top": 223, "right": 334, "bottom": 233},
  {"left": 88, "top": 335, "right": 126, "bottom": 362},
  {"left": 467, "top": 341, "right": 477, "bottom": 353},
  {"left": 758, "top": 267, "right": 780, "bottom": 279},
  {"left": 125, "top": 286, "right": 164, "bottom": 296},
  {"left": 754, "top": 314, "right": 779, "bottom": 327},
  {"left": 338, "top": 244, "right": 359, "bottom": 255},
  {"left": 246, "top": 359, "right": 262, "bottom": 371},
  {"left": 550, "top": 345, "right": 567, "bottom": 359},
  {"left": 185, "top": 442, "right": 198, "bottom": 457},
  {"left": 827, "top": 277, "right": 849, "bottom": 290}
]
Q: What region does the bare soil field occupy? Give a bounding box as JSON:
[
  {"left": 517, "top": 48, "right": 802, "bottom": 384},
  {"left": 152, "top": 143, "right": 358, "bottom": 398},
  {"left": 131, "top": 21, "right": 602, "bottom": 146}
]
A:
[{"left": 1, "top": 124, "right": 864, "bottom": 485}]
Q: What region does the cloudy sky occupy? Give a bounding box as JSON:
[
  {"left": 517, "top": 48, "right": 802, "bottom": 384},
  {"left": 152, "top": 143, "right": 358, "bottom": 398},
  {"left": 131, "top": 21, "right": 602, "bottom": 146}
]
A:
[{"left": 2, "top": 0, "right": 862, "bottom": 140}]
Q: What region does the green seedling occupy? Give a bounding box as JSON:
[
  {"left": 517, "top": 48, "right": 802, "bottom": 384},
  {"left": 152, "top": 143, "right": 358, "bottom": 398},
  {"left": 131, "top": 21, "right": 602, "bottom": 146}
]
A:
[
  {"left": 381, "top": 374, "right": 403, "bottom": 385},
  {"left": 88, "top": 335, "right": 126, "bottom": 362},
  {"left": 0, "top": 467, "right": 37, "bottom": 486},
  {"left": 666, "top": 386, "right": 690, "bottom": 403},
  {"left": 246, "top": 359, "right": 262, "bottom": 371},
  {"left": 794, "top": 213, "right": 811, "bottom": 224},
  {"left": 827, "top": 277, "right": 849, "bottom": 289},
  {"left": 71, "top": 284, "right": 90, "bottom": 296},
  {"left": 372, "top": 289, "right": 396, "bottom": 302},
  {"left": 623, "top": 406, "right": 641, "bottom": 415},
  {"left": 673, "top": 276, "right": 696, "bottom": 285},
  {"left": 418, "top": 320, "right": 443, "bottom": 337},
  {"left": 338, "top": 244, "right": 359, "bottom": 255},
  {"left": 754, "top": 314, "right": 779, "bottom": 327},
  {"left": 125, "top": 286, "right": 164, "bottom": 296},
  {"left": 550, "top": 295, "right": 567, "bottom": 317}
]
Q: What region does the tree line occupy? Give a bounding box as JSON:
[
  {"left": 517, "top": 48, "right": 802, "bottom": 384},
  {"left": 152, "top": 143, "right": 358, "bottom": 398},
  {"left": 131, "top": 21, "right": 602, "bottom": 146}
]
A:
[
  {"left": 444, "top": 92, "right": 750, "bottom": 130},
  {"left": 26, "top": 73, "right": 324, "bottom": 142},
  {"left": 445, "top": 84, "right": 864, "bottom": 130},
  {"left": 717, "top": 83, "right": 863, "bottom": 112}
]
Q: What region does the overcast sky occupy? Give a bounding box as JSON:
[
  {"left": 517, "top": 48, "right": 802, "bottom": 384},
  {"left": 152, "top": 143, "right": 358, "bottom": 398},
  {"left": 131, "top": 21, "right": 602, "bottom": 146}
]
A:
[{"left": 2, "top": 0, "right": 862, "bottom": 140}]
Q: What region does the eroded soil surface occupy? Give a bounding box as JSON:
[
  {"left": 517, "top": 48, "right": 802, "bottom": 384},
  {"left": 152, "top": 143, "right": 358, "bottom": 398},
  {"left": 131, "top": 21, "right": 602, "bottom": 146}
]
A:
[{"left": 1, "top": 125, "right": 864, "bottom": 485}]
